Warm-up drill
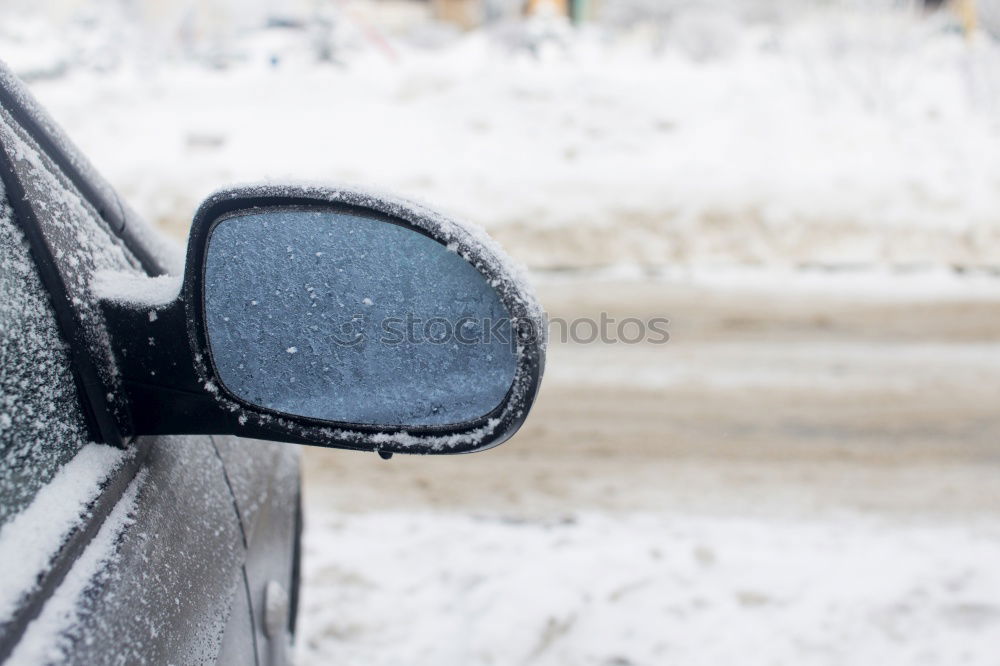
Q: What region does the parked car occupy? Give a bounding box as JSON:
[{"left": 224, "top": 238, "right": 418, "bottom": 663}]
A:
[{"left": 0, "top": 59, "right": 544, "bottom": 665}]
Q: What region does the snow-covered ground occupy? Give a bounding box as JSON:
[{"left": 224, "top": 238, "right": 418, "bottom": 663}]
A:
[
  {"left": 299, "top": 510, "right": 1000, "bottom": 666},
  {"left": 4, "top": 1, "right": 1000, "bottom": 270}
]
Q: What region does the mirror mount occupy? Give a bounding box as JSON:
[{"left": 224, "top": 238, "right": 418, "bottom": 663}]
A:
[
  {"left": 101, "top": 184, "right": 546, "bottom": 455},
  {"left": 102, "top": 294, "right": 389, "bottom": 450}
]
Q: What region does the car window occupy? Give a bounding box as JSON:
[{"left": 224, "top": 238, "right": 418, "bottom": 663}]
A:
[
  {"left": 0, "top": 173, "right": 91, "bottom": 527},
  {"left": 0, "top": 101, "right": 145, "bottom": 441}
]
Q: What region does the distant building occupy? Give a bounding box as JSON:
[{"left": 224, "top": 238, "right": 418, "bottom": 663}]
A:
[{"left": 431, "top": 0, "right": 594, "bottom": 27}]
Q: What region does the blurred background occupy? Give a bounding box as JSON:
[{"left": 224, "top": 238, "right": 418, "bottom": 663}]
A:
[{"left": 3, "top": 0, "right": 1000, "bottom": 663}]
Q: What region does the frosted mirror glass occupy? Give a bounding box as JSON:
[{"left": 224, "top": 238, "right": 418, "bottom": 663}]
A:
[{"left": 203, "top": 210, "right": 518, "bottom": 427}]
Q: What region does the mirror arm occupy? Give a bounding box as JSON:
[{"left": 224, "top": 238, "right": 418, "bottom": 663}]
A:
[
  {"left": 100, "top": 296, "right": 210, "bottom": 437},
  {"left": 100, "top": 297, "right": 368, "bottom": 448}
]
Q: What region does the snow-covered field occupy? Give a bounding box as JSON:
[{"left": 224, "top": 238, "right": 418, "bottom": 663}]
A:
[
  {"left": 4, "top": 1, "right": 1000, "bottom": 270},
  {"left": 3, "top": 1, "right": 1000, "bottom": 664}
]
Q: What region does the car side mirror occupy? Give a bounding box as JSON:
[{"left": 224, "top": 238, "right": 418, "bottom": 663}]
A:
[{"left": 100, "top": 185, "right": 545, "bottom": 455}]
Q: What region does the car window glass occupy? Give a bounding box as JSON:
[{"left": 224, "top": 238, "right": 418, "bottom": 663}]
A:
[
  {"left": 0, "top": 104, "right": 145, "bottom": 432},
  {"left": 0, "top": 168, "right": 90, "bottom": 528}
]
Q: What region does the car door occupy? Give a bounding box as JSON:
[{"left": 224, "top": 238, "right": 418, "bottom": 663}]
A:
[{"left": 0, "top": 63, "right": 287, "bottom": 664}]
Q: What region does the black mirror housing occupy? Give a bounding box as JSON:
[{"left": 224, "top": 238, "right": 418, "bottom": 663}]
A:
[{"left": 102, "top": 184, "right": 546, "bottom": 455}]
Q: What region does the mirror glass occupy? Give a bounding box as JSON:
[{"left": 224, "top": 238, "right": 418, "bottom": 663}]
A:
[{"left": 203, "top": 209, "right": 517, "bottom": 427}]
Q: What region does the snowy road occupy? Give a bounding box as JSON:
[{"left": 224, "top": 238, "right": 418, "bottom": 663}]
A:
[{"left": 298, "top": 275, "right": 1000, "bottom": 665}]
